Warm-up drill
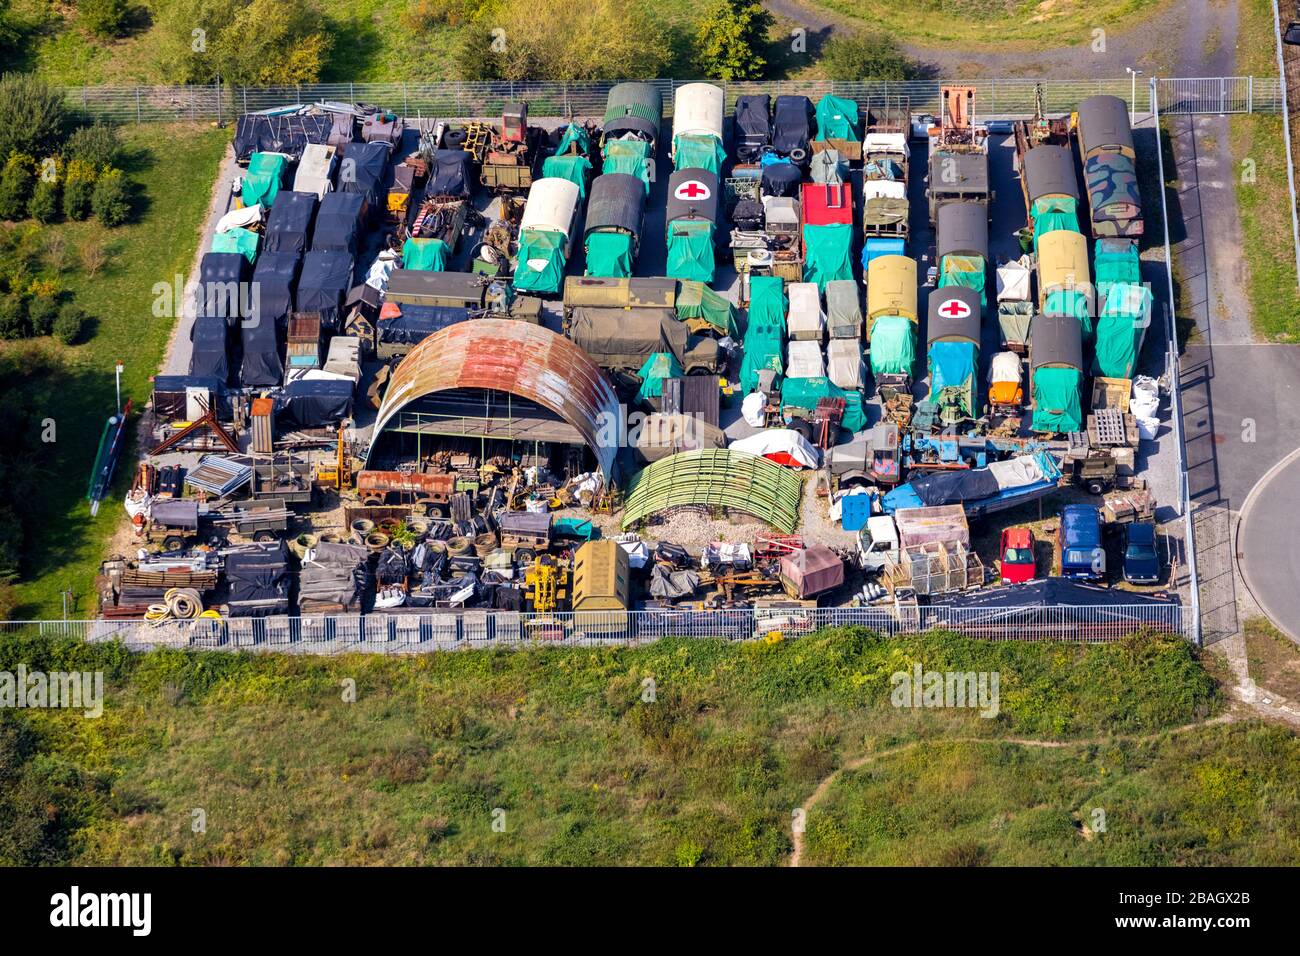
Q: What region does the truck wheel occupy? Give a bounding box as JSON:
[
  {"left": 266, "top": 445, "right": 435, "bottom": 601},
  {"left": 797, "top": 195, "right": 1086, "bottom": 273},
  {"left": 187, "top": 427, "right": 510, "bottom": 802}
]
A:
[
  {"left": 515, "top": 548, "right": 535, "bottom": 564},
  {"left": 253, "top": 531, "right": 277, "bottom": 543},
  {"left": 1086, "top": 480, "right": 1107, "bottom": 496},
  {"left": 424, "top": 502, "right": 448, "bottom": 518},
  {"left": 162, "top": 535, "right": 185, "bottom": 552}
]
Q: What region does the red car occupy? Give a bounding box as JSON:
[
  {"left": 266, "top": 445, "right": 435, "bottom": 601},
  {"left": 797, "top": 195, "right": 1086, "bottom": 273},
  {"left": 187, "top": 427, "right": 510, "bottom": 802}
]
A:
[{"left": 999, "top": 527, "right": 1037, "bottom": 583}]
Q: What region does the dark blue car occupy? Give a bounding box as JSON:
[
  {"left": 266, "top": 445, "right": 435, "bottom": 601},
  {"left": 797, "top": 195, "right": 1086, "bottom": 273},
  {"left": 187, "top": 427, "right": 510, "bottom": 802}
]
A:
[
  {"left": 1122, "top": 521, "right": 1161, "bottom": 585},
  {"left": 1060, "top": 504, "right": 1106, "bottom": 581}
]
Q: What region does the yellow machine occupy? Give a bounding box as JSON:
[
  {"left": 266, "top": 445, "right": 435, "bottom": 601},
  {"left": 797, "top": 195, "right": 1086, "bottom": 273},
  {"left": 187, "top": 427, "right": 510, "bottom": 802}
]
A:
[
  {"left": 523, "top": 556, "right": 570, "bottom": 613},
  {"left": 314, "top": 422, "right": 354, "bottom": 492}
]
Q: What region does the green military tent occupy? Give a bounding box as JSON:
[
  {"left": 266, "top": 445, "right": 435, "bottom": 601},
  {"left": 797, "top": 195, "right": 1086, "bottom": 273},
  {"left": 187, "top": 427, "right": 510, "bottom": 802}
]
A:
[
  {"left": 586, "top": 231, "right": 634, "bottom": 278},
  {"left": 740, "top": 275, "right": 786, "bottom": 392},
  {"left": 1031, "top": 196, "right": 1080, "bottom": 253},
  {"left": 602, "top": 138, "right": 653, "bottom": 193},
  {"left": 541, "top": 154, "right": 594, "bottom": 199},
  {"left": 402, "top": 237, "right": 449, "bottom": 271},
  {"left": 868, "top": 315, "right": 916, "bottom": 378},
  {"left": 635, "top": 351, "right": 684, "bottom": 404},
  {"left": 672, "top": 134, "right": 727, "bottom": 176},
  {"left": 676, "top": 280, "right": 739, "bottom": 338},
  {"left": 512, "top": 230, "right": 567, "bottom": 293},
  {"left": 242, "top": 152, "right": 287, "bottom": 209},
  {"left": 1092, "top": 239, "right": 1151, "bottom": 378},
  {"left": 212, "top": 226, "right": 260, "bottom": 264},
  {"left": 814, "top": 94, "right": 861, "bottom": 143},
  {"left": 802, "top": 223, "right": 855, "bottom": 291},
  {"left": 781, "top": 375, "right": 867, "bottom": 432}
]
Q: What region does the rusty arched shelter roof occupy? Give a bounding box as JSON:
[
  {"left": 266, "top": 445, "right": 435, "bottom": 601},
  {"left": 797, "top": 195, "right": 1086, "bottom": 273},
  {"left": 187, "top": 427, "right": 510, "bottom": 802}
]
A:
[{"left": 368, "top": 319, "right": 620, "bottom": 476}]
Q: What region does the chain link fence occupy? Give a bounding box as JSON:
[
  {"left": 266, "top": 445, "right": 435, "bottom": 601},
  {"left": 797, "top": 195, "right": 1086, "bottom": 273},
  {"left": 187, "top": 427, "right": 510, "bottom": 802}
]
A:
[
  {"left": 62, "top": 76, "right": 1280, "bottom": 124},
  {"left": 0, "top": 603, "right": 1188, "bottom": 653}
]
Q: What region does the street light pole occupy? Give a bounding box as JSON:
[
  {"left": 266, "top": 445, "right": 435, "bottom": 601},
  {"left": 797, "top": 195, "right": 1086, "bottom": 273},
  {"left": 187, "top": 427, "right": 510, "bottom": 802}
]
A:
[
  {"left": 1126, "top": 67, "right": 1144, "bottom": 124},
  {"left": 115, "top": 361, "right": 124, "bottom": 416}
]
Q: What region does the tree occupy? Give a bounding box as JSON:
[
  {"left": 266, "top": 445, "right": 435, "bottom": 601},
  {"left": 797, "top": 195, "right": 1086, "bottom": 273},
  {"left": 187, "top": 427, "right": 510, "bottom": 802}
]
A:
[
  {"left": 79, "top": 234, "right": 108, "bottom": 277},
  {"left": 79, "top": 0, "right": 130, "bottom": 39},
  {"left": 0, "top": 293, "right": 26, "bottom": 340},
  {"left": 152, "top": 0, "right": 245, "bottom": 83},
  {"left": 62, "top": 160, "right": 96, "bottom": 221},
  {"left": 819, "top": 30, "right": 915, "bottom": 82},
  {"left": 91, "top": 167, "right": 131, "bottom": 226},
  {"left": 456, "top": 24, "right": 503, "bottom": 82},
  {"left": 27, "top": 295, "right": 57, "bottom": 336},
  {"left": 211, "top": 0, "right": 332, "bottom": 85},
  {"left": 485, "top": 0, "right": 671, "bottom": 82},
  {"left": 27, "top": 175, "right": 59, "bottom": 224},
  {"left": 0, "top": 74, "right": 68, "bottom": 159},
  {"left": 0, "top": 154, "right": 34, "bottom": 222},
  {"left": 64, "top": 122, "right": 122, "bottom": 170},
  {"left": 52, "top": 303, "right": 86, "bottom": 345},
  {"left": 694, "top": 0, "right": 773, "bottom": 81}
]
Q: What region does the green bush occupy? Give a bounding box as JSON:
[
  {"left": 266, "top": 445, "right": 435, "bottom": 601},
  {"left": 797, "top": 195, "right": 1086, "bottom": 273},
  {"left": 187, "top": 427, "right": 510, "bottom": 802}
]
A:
[
  {"left": 694, "top": 0, "right": 773, "bottom": 81},
  {"left": 0, "top": 74, "right": 68, "bottom": 159},
  {"left": 78, "top": 0, "right": 130, "bottom": 38},
  {"left": 0, "top": 292, "right": 26, "bottom": 339},
  {"left": 27, "top": 295, "right": 58, "bottom": 336},
  {"left": 61, "top": 160, "right": 95, "bottom": 221},
  {"left": 91, "top": 167, "right": 130, "bottom": 226},
  {"left": 52, "top": 303, "right": 85, "bottom": 345},
  {"left": 64, "top": 122, "right": 122, "bottom": 170},
  {"left": 819, "top": 30, "right": 916, "bottom": 82},
  {"left": 27, "top": 175, "right": 59, "bottom": 224},
  {"left": 0, "top": 154, "right": 34, "bottom": 222}
]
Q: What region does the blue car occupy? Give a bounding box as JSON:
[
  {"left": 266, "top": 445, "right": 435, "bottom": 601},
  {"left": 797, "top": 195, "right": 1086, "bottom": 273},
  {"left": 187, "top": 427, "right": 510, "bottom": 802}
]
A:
[
  {"left": 1060, "top": 504, "right": 1106, "bottom": 581},
  {"left": 1123, "top": 521, "right": 1161, "bottom": 585}
]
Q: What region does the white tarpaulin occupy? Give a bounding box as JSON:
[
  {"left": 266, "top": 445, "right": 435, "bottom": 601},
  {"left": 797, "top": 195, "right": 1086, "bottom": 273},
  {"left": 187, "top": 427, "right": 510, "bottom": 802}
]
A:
[
  {"left": 862, "top": 180, "right": 907, "bottom": 201},
  {"left": 730, "top": 429, "right": 820, "bottom": 469},
  {"left": 989, "top": 350, "right": 1022, "bottom": 385},
  {"left": 293, "top": 143, "right": 336, "bottom": 198},
  {"left": 742, "top": 390, "right": 767, "bottom": 426},
  {"left": 862, "top": 132, "right": 910, "bottom": 158},
  {"left": 997, "top": 258, "right": 1032, "bottom": 302},
  {"left": 787, "top": 282, "right": 825, "bottom": 340},
  {"left": 786, "top": 339, "right": 825, "bottom": 378},
  {"left": 827, "top": 338, "right": 865, "bottom": 390},
  {"left": 987, "top": 454, "right": 1046, "bottom": 491},
  {"left": 520, "top": 177, "right": 579, "bottom": 237},
  {"left": 216, "top": 204, "right": 264, "bottom": 233}
]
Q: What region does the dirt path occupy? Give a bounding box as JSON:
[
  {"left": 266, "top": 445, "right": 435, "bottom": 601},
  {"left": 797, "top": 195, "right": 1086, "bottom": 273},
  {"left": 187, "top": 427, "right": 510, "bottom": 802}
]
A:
[
  {"left": 788, "top": 710, "right": 1243, "bottom": 867},
  {"left": 764, "top": 0, "right": 1238, "bottom": 79}
]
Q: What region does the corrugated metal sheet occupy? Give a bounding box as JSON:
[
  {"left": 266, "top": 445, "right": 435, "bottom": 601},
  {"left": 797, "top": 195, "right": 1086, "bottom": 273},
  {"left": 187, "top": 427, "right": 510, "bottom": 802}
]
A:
[
  {"left": 369, "top": 319, "right": 619, "bottom": 476},
  {"left": 621, "top": 449, "right": 804, "bottom": 533}
]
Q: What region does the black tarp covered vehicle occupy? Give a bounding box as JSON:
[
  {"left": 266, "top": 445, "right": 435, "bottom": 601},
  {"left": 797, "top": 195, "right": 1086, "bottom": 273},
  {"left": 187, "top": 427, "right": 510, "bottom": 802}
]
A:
[
  {"left": 276, "top": 378, "right": 354, "bottom": 429},
  {"left": 250, "top": 250, "right": 301, "bottom": 328},
  {"left": 264, "top": 190, "right": 318, "bottom": 254},
  {"left": 734, "top": 94, "right": 771, "bottom": 163},
  {"left": 772, "top": 95, "right": 814, "bottom": 162},
  {"left": 297, "top": 250, "right": 354, "bottom": 326},
  {"left": 224, "top": 542, "right": 292, "bottom": 618},
  {"left": 311, "top": 191, "right": 367, "bottom": 254},
  {"left": 233, "top": 114, "right": 330, "bottom": 163},
  {"left": 189, "top": 314, "right": 233, "bottom": 384},
  {"left": 426, "top": 149, "right": 474, "bottom": 199},
  {"left": 240, "top": 309, "right": 284, "bottom": 387},
  {"left": 339, "top": 140, "right": 391, "bottom": 213},
  {"left": 195, "top": 252, "right": 250, "bottom": 324}
]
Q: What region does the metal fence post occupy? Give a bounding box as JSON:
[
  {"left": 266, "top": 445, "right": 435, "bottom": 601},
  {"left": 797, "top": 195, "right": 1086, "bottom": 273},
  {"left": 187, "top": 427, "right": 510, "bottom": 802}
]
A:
[{"left": 135, "top": 87, "right": 141, "bottom": 123}]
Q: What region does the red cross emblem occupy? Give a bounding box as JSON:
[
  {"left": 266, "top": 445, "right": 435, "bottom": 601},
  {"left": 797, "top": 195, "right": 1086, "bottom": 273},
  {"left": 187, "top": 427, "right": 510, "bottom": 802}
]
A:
[
  {"left": 938, "top": 297, "right": 971, "bottom": 319},
  {"left": 674, "top": 179, "right": 710, "bottom": 201}
]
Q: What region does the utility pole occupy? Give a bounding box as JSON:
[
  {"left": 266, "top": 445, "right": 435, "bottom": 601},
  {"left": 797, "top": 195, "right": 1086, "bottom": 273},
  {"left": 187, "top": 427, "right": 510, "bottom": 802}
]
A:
[{"left": 115, "top": 361, "right": 124, "bottom": 415}]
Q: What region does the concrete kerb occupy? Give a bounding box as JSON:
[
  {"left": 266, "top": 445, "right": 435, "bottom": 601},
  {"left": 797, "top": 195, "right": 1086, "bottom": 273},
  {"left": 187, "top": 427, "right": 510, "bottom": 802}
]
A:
[{"left": 1233, "top": 442, "right": 1300, "bottom": 645}]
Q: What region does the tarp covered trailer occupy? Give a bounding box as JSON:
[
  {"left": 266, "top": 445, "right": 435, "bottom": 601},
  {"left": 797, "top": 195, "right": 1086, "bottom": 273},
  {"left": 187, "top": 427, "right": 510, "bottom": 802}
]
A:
[
  {"left": 672, "top": 83, "right": 726, "bottom": 175},
  {"left": 666, "top": 167, "right": 719, "bottom": 284},
  {"left": 866, "top": 254, "right": 918, "bottom": 381},
  {"left": 734, "top": 94, "right": 772, "bottom": 164},
  {"left": 264, "top": 190, "right": 317, "bottom": 255},
  {"left": 513, "top": 177, "right": 580, "bottom": 295},
  {"left": 1029, "top": 312, "right": 1084, "bottom": 433},
  {"left": 927, "top": 285, "right": 982, "bottom": 421},
  {"left": 603, "top": 82, "right": 663, "bottom": 146},
  {"left": 584, "top": 172, "right": 645, "bottom": 278}
]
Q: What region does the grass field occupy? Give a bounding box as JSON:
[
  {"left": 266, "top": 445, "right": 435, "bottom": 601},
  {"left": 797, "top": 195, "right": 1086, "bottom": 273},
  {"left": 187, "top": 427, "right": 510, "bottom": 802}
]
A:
[
  {"left": 0, "top": 124, "right": 228, "bottom": 618},
  {"left": 10, "top": 626, "right": 1291, "bottom": 867},
  {"left": 812, "top": 0, "right": 1166, "bottom": 49}
]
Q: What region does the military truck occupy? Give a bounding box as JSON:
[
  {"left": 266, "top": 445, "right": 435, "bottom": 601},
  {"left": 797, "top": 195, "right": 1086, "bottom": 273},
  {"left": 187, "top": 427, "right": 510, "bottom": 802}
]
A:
[{"left": 566, "top": 306, "right": 722, "bottom": 378}]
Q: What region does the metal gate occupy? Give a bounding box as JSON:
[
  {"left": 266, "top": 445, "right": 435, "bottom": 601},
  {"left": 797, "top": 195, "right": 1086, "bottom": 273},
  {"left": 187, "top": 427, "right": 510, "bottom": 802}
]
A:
[{"left": 1155, "top": 76, "right": 1255, "bottom": 114}]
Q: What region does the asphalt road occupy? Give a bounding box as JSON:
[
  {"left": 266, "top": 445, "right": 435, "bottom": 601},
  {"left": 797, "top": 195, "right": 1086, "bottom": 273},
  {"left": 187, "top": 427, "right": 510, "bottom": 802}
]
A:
[{"left": 1239, "top": 445, "right": 1300, "bottom": 641}]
